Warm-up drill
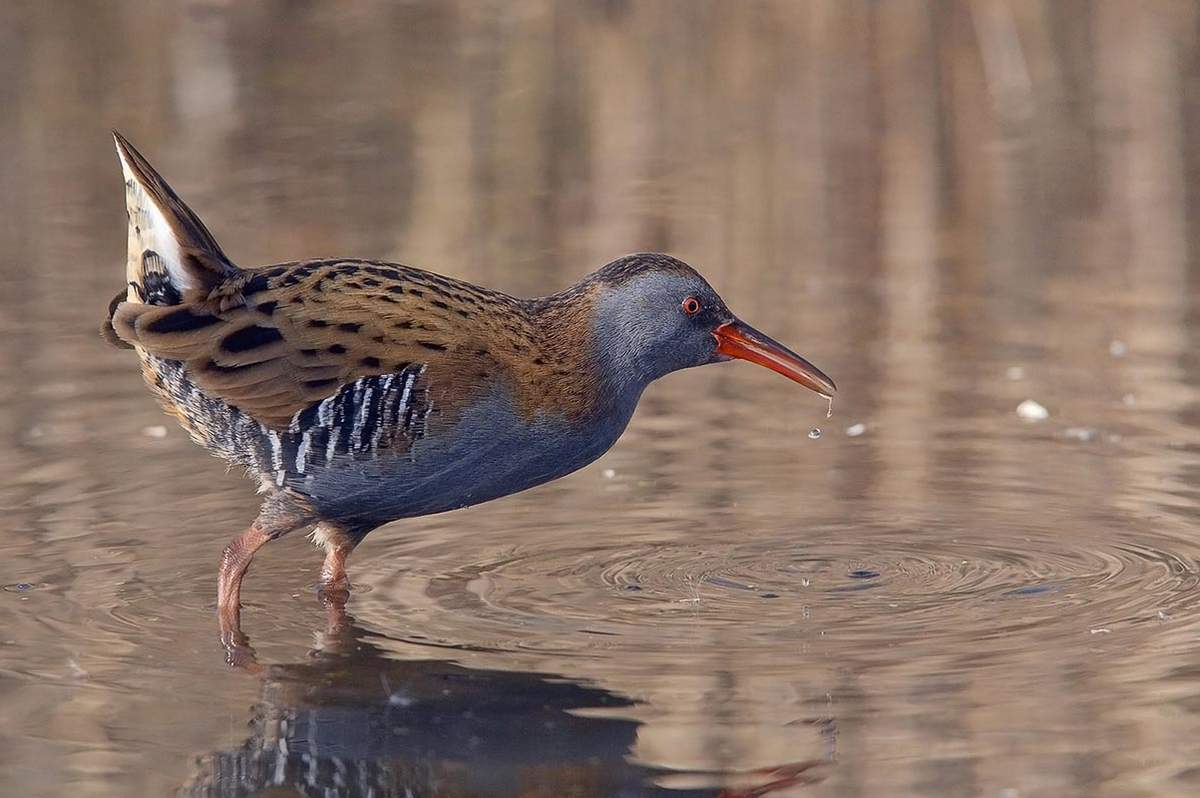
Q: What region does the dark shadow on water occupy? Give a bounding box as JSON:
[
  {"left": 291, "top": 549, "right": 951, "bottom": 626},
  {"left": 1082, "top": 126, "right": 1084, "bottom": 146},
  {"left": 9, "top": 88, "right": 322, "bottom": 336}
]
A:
[{"left": 183, "top": 608, "right": 828, "bottom": 797}]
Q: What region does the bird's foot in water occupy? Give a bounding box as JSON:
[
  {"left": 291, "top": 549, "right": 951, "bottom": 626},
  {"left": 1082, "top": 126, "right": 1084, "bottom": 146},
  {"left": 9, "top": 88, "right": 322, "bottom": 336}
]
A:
[
  {"left": 317, "top": 577, "right": 352, "bottom": 640},
  {"left": 317, "top": 575, "right": 352, "bottom": 608},
  {"left": 218, "top": 604, "right": 262, "bottom": 673},
  {"left": 218, "top": 586, "right": 350, "bottom": 670}
]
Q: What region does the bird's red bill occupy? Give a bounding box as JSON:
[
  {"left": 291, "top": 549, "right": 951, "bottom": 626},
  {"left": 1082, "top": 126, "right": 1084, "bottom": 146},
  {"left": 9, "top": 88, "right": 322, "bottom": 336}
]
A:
[{"left": 713, "top": 321, "right": 836, "bottom": 398}]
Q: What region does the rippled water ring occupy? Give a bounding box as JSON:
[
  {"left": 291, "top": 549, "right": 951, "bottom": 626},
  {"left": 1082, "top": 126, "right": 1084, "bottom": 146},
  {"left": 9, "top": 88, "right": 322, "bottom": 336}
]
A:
[{"left": 357, "top": 522, "right": 1200, "bottom": 657}]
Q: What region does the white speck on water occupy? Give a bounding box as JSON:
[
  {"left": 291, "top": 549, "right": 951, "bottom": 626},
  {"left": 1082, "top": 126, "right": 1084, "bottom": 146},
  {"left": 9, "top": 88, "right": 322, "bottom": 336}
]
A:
[
  {"left": 1089, "top": 627, "right": 1111, "bottom": 635},
  {"left": 1109, "top": 339, "right": 1127, "bottom": 357},
  {"left": 801, "top": 577, "right": 811, "bottom": 587},
  {"left": 141, "top": 425, "right": 168, "bottom": 439},
  {"left": 845, "top": 422, "right": 866, "bottom": 437},
  {"left": 1016, "top": 399, "right": 1049, "bottom": 421},
  {"left": 601, "top": 468, "right": 616, "bottom": 479},
  {"left": 1122, "top": 393, "right": 1136, "bottom": 407},
  {"left": 808, "top": 428, "right": 822, "bottom": 440},
  {"left": 1063, "top": 427, "right": 1095, "bottom": 442},
  {"left": 1006, "top": 366, "right": 1025, "bottom": 381},
  {"left": 1157, "top": 610, "right": 1170, "bottom": 621}
]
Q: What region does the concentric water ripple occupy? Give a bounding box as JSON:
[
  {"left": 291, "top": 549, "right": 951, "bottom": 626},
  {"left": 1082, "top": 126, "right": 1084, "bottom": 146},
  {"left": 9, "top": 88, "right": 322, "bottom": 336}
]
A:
[{"left": 354, "top": 519, "right": 1200, "bottom": 661}]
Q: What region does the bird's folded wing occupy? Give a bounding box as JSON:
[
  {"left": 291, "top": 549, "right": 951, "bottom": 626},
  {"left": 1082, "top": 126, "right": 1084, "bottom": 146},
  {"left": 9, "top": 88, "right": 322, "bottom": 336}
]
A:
[{"left": 110, "top": 261, "right": 503, "bottom": 429}]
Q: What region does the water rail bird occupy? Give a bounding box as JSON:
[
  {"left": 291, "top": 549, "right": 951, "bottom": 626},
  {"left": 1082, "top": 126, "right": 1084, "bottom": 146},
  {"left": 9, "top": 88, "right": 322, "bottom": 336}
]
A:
[{"left": 102, "top": 133, "right": 836, "bottom": 637}]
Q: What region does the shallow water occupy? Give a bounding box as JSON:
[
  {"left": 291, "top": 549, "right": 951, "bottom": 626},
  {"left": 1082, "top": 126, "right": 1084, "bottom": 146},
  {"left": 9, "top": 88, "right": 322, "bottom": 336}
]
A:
[{"left": 5, "top": 2, "right": 1200, "bottom": 796}]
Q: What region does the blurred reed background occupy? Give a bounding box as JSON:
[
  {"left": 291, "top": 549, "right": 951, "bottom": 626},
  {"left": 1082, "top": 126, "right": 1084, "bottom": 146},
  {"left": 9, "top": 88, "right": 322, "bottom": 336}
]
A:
[
  {"left": 4, "top": 0, "right": 1200, "bottom": 477},
  {"left": 4, "top": 2, "right": 1200, "bottom": 797}
]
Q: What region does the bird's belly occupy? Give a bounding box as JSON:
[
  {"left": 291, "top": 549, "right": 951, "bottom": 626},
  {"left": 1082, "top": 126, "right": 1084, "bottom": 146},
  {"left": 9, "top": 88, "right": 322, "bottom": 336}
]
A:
[{"left": 301, "top": 390, "right": 635, "bottom": 524}]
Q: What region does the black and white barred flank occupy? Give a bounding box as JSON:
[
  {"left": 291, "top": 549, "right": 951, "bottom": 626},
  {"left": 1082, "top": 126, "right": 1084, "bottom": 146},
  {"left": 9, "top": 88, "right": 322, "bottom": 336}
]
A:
[
  {"left": 272, "top": 365, "right": 430, "bottom": 485},
  {"left": 147, "top": 356, "right": 430, "bottom": 489}
]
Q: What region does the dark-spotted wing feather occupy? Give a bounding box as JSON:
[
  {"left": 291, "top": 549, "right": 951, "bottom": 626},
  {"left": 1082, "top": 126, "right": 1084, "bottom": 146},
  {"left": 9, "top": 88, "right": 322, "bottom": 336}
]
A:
[{"left": 110, "top": 259, "right": 516, "bottom": 431}]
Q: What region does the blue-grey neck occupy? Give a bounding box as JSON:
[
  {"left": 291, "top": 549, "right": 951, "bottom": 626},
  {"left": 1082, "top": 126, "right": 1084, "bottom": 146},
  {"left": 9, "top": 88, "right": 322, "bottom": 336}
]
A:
[{"left": 591, "top": 309, "right": 663, "bottom": 416}]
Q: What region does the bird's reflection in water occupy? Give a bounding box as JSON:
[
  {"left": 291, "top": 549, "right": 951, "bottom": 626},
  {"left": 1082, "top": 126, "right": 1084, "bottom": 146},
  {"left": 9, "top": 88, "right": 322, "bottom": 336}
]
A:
[{"left": 185, "top": 606, "right": 828, "bottom": 797}]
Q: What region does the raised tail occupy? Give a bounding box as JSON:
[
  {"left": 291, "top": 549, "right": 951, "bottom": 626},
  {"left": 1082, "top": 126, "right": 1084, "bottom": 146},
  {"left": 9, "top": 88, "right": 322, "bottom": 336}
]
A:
[
  {"left": 113, "top": 131, "right": 240, "bottom": 305},
  {"left": 104, "top": 133, "right": 243, "bottom": 347}
]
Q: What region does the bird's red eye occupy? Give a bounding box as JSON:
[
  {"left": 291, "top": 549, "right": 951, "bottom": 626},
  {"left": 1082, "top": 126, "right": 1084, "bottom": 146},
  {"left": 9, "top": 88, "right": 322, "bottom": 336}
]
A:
[{"left": 682, "top": 296, "right": 702, "bottom": 316}]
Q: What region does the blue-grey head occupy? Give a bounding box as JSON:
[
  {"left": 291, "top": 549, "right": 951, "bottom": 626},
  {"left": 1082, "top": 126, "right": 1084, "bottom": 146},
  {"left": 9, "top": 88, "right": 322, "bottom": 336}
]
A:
[{"left": 582, "top": 253, "right": 837, "bottom": 400}]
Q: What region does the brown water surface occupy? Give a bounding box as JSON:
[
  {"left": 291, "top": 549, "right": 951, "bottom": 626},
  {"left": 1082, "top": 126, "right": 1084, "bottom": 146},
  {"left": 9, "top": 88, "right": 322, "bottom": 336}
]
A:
[{"left": 4, "top": 2, "right": 1200, "bottom": 796}]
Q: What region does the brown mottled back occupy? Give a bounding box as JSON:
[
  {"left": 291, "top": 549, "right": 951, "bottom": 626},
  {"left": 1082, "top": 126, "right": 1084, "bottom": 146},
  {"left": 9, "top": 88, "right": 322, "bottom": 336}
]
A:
[{"left": 110, "top": 258, "right": 612, "bottom": 430}]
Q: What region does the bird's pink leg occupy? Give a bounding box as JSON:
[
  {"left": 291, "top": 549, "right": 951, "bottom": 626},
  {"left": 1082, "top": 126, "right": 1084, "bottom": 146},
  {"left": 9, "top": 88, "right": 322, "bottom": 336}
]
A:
[
  {"left": 218, "top": 524, "right": 272, "bottom": 616},
  {"left": 217, "top": 523, "right": 272, "bottom": 666}
]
